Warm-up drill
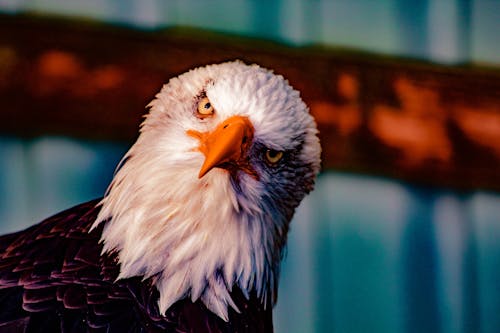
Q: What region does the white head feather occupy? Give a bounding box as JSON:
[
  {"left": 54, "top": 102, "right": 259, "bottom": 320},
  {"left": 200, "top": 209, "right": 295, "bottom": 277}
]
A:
[{"left": 92, "top": 61, "right": 321, "bottom": 321}]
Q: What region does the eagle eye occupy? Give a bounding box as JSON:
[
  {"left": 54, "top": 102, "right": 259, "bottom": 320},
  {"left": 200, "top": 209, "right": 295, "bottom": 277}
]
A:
[
  {"left": 197, "top": 97, "right": 215, "bottom": 118},
  {"left": 265, "top": 149, "right": 284, "bottom": 165}
]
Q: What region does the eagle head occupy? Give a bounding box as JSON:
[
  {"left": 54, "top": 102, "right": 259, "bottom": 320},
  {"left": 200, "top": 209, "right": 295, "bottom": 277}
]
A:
[{"left": 93, "top": 61, "right": 321, "bottom": 320}]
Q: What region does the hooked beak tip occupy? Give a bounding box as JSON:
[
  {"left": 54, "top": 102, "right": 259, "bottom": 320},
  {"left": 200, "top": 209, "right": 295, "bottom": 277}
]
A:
[
  {"left": 189, "top": 115, "right": 255, "bottom": 179},
  {"left": 198, "top": 167, "right": 209, "bottom": 179}
]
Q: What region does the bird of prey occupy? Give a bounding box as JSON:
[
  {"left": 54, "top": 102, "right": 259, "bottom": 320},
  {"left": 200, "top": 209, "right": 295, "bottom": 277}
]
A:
[{"left": 0, "top": 61, "right": 321, "bottom": 332}]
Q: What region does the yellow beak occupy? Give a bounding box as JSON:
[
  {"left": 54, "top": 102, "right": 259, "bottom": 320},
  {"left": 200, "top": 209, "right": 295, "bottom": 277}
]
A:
[{"left": 187, "top": 115, "right": 255, "bottom": 178}]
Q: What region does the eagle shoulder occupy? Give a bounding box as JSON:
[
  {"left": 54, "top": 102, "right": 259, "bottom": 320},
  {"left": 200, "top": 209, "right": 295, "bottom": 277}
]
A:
[{"left": 0, "top": 200, "right": 273, "bottom": 332}]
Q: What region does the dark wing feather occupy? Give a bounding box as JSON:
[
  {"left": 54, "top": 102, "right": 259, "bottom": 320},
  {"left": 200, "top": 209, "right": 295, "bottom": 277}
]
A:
[{"left": 0, "top": 200, "right": 273, "bottom": 332}]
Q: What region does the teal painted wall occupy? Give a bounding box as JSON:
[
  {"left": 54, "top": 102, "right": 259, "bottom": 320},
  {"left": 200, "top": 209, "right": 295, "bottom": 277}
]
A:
[{"left": 1, "top": 0, "right": 499, "bottom": 64}]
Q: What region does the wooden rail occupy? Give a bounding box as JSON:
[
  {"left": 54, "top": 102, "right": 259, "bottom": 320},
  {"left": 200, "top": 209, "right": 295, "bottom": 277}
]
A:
[{"left": 1, "top": 14, "right": 499, "bottom": 191}]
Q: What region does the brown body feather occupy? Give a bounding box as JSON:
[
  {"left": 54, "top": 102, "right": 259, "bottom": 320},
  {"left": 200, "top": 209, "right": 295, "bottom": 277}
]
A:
[{"left": 0, "top": 200, "right": 273, "bottom": 333}]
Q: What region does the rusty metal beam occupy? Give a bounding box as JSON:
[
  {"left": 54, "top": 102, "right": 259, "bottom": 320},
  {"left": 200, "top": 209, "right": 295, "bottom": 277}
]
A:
[{"left": 1, "top": 14, "right": 499, "bottom": 191}]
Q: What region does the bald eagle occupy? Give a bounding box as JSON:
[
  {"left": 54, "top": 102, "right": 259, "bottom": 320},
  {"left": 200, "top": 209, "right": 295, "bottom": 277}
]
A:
[{"left": 0, "top": 61, "right": 321, "bottom": 332}]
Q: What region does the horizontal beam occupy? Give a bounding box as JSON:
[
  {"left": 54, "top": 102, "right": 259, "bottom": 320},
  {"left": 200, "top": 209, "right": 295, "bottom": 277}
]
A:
[{"left": 1, "top": 14, "right": 499, "bottom": 191}]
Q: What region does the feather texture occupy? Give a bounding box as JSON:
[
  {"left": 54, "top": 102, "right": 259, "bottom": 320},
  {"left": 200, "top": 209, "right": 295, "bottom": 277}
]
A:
[
  {"left": 0, "top": 61, "right": 321, "bottom": 332},
  {"left": 0, "top": 200, "right": 273, "bottom": 332},
  {"left": 93, "top": 61, "right": 321, "bottom": 320}
]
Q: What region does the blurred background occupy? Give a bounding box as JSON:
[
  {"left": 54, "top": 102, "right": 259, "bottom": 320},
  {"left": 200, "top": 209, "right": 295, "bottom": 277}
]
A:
[{"left": 0, "top": 1, "right": 499, "bottom": 332}]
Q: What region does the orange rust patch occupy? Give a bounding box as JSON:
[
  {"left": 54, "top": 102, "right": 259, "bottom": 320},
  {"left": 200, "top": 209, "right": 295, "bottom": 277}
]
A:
[
  {"left": 38, "top": 50, "right": 83, "bottom": 79},
  {"left": 370, "top": 77, "right": 451, "bottom": 166}
]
